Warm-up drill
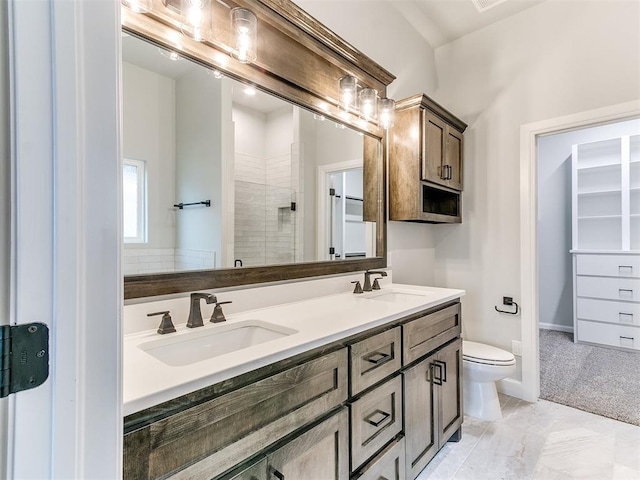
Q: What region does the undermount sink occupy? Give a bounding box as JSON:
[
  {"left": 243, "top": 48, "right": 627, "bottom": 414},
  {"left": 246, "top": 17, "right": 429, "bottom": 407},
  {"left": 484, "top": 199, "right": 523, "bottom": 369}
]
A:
[
  {"left": 139, "top": 320, "right": 298, "bottom": 367},
  {"left": 365, "top": 289, "right": 433, "bottom": 303}
]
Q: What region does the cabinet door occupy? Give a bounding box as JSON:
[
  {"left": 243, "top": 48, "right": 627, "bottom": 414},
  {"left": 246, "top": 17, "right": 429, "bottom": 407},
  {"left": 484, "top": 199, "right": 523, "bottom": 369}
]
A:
[
  {"left": 267, "top": 408, "right": 349, "bottom": 480},
  {"left": 422, "top": 111, "right": 447, "bottom": 187},
  {"left": 444, "top": 127, "right": 463, "bottom": 191},
  {"left": 219, "top": 458, "right": 268, "bottom": 480},
  {"left": 436, "top": 338, "right": 463, "bottom": 445},
  {"left": 403, "top": 353, "right": 439, "bottom": 480}
]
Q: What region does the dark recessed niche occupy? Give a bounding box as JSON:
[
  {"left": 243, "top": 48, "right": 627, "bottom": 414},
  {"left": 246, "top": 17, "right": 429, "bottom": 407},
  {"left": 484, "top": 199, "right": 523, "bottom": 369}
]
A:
[{"left": 422, "top": 184, "right": 460, "bottom": 218}]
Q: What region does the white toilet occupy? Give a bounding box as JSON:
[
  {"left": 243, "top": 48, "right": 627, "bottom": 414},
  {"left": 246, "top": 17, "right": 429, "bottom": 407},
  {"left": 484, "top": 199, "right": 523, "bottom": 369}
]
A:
[{"left": 462, "top": 340, "right": 516, "bottom": 421}]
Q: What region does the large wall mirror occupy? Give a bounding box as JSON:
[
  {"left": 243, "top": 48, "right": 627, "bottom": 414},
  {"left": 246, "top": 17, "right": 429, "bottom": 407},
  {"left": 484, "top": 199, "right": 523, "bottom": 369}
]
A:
[{"left": 122, "top": 0, "right": 394, "bottom": 299}]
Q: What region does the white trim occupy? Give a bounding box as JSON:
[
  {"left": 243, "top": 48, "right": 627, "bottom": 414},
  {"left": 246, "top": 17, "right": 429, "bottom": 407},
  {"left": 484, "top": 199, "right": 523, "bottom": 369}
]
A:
[
  {"left": 520, "top": 99, "right": 640, "bottom": 403},
  {"left": 123, "top": 158, "right": 147, "bottom": 243},
  {"left": 316, "top": 159, "right": 363, "bottom": 260},
  {"left": 497, "top": 378, "right": 523, "bottom": 399},
  {"left": 538, "top": 322, "right": 574, "bottom": 334}
]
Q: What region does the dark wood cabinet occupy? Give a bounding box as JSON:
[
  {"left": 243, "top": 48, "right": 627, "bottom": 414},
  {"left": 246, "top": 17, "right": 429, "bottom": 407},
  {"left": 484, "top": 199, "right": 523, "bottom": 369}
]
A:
[
  {"left": 403, "top": 338, "right": 463, "bottom": 480},
  {"left": 390, "top": 94, "right": 466, "bottom": 223}
]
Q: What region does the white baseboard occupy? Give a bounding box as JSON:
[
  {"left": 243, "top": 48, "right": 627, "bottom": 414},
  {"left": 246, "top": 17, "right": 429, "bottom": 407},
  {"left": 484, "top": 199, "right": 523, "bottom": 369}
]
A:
[
  {"left": 539, "top": 322, "right": 573, "bottom": 334},
  {"left": 497, "top": 378, "right": 528, "bottom": 401}
]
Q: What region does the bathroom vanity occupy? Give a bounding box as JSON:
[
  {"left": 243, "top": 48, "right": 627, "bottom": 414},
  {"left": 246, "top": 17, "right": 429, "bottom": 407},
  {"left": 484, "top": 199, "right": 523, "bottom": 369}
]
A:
[{"left": 123, "top": 284, "right": 464, "bottom": 479}]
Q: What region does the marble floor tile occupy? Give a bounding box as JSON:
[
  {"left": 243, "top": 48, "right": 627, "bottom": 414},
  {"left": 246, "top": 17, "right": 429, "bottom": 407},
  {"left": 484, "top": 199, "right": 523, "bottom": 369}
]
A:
[{"left": 414, "top": 396, "right": 640, "bottom": 480}]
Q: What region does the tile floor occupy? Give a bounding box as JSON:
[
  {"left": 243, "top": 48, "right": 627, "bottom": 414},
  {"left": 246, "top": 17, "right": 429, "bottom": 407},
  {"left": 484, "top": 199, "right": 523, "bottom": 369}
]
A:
[{"left": 416, "top": 394, "right": 640, "bottom": 480}]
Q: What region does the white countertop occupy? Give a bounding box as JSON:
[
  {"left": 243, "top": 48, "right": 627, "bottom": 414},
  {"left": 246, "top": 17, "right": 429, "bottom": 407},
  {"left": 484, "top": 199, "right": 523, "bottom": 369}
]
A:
[{"left": 123, "top": 283, "right": 465, "bottom": 416}]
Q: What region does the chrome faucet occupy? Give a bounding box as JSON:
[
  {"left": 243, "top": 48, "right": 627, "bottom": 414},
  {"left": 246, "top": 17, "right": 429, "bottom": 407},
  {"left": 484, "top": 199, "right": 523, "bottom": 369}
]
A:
[
  {"left": 187, "top": 292, "right": 217, "bottom": 328},
  {"left": 363, "top": 270, "right": 387, "bottom": 292}
]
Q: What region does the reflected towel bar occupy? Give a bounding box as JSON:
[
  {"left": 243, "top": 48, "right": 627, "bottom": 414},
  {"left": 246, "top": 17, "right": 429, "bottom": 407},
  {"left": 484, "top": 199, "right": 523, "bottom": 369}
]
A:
[{"left": 173, "top": 200, "right": 211, "bottom": 210}]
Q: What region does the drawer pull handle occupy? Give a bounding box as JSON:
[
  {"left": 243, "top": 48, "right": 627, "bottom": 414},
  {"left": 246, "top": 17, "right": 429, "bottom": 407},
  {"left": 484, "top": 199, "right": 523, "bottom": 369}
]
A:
[
  {"left": 271, "top": 469, "right": 285, "bottom": 480},
  {"left": 620, "top": 336, "right": 634, "bottom": 341},
  {"left": 434, "top": 359, "right": 447, "bottom": 382},
  {"left": 619, "top": 289, "right": 633, "bottom": 297},
  {"left": 364, "top": 351, "right": 391, "bottom": 365},
  {"left": 619, "top": 265, "right": 633, "bottom": 274},
  {"left": 620, "top": 313, "right": 633, "bottom": 323},
  {"left": 364, "top": 409, "right": 391, "bottom": 427},
  {"left": 429, "top": 362, "right": 444, "bottom": 386}
]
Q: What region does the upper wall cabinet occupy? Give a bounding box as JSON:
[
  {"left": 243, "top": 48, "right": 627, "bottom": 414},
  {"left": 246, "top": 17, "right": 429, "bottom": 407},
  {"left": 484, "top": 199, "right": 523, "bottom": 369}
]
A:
[{"left": 389, "top": 94, "right": 467, "bottom": 223}]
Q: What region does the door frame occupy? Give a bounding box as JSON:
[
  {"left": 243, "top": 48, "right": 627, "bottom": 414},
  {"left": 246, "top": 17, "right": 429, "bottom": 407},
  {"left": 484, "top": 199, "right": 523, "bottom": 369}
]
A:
[
  {"left": 518, "top": 100, "right": 640, "bottom": 402},
  {"left": 5, "top": 1, "right": 122, "bottom": 478}
]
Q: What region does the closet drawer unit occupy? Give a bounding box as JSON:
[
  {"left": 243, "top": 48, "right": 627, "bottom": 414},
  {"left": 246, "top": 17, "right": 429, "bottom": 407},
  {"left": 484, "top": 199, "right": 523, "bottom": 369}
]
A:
[
  {"left": 576, "top": 254, "right": 640, "bottom": 278},
  {"left": 350, "top": 327, "right": 401, "bottom": 396},
  {"left": 576, "top": 276, "right": 640, "bottom": 302},
  {"left": 350, "top": 375, "right": 403, "bottom": 471},
  {"left": 403, "top": 303, "right": 461, "bottom": 365},
  {"left": 576, "top": 298, "right": 640, "bottom": 326},
  {"left": 352, "top": 436, "right": 406, "bottom": 480},
  {"left": 577, "top": 320, "right": 640, "bottom": 351}
]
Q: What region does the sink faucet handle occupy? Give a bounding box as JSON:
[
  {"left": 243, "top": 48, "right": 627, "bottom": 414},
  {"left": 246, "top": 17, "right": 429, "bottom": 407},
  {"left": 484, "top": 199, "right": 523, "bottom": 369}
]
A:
[
  {"left": 372, "top": 276, "right": 384, "bottom": 290},
  {"left": 147, "top": 311, "right": 176, "bottom": 335},
  {"left": 210, "top": 300, "right": 232, "bottom": 323},
  {"left": 351, "top": 280, "right": 363, "bottom": 294}
]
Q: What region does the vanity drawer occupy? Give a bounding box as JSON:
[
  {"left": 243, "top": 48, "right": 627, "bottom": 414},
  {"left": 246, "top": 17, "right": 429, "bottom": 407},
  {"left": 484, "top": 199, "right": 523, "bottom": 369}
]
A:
[
  {"left": 350, "top": 375, "right": 403, "bottom": 471},
  {"left": 576, "top": 276, "right": 640, "bottom": 302},
  {"left": 130, "top": 349, "right": 348, "bottom": 480},
  {"left": 576, "top": 254, "right": 640, "bottom": 278},
  {"left": 403, "top": 303, "right": 461, "bottom": 365},
  {"left": 577, "top": 320, "right": 640, "bottom": 351},
  {"left": 576, "top": 298, "right": 640, "bottom": 326},
  {"left": 350, "top": 327, "right": 402, "bottom": 395},
  {"left": 352, "top": 436, "right": 406, "bottom": 480}
]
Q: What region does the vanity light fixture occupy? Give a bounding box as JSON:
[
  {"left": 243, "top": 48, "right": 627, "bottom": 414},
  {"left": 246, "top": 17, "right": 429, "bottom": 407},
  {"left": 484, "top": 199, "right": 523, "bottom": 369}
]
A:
[
  {"left": 232, "top": 8, "right": 257, "bottom": 64},
  {"left": 180, "top": 0, "right": 212, "bottom": 42},
  {"left": 158, "top": 47, "right": 182, "bottom": 61},
  {"left": 339, "top": 75, "right": 358, "bottom": 112},
  {"left": 378, "top": 98, "right": 396, "bottom": 130},
  {"left": 359, "top": 88, "right": 378, "bottom": 122},
  {"left": 121, "top": 0, "right": 152, "bottom": 14}
]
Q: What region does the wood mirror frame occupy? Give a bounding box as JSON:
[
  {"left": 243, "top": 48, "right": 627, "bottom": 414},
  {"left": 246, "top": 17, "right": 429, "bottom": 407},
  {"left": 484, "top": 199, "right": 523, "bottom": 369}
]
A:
[{"left": 122, "top": 0, "right": 395, "bottom": 299}]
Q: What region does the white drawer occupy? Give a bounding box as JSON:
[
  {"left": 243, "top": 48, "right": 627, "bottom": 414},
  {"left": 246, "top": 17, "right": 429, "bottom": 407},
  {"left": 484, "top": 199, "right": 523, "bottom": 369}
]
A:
[
  {"left": 576, "top": 298, "right": 640, "bottom": 326},
  {"left": 577, "top": 320, "right": 640, "bottom": 351},
  {"left": 576, "top": 276, "right": 640, "bottom": 302},
  {"left": 576, "top": 254, "right": 640, "bottom": 278}
]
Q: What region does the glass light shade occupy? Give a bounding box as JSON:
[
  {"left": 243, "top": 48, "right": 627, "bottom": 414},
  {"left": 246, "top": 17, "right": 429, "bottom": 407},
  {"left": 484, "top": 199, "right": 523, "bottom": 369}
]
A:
[
  {"left": 379, "top": 98, "right": 396, "bottom": 129},
  {"left": 180, "top": 0, "right": 212, "bottom": 42},
  {"left": 339, "top": 75, "right": 358, "bottom": 112},
  {"left": 232, "top": 8, "right": 257, "bottom": 64},
  {"left": 121, "top": 0, "right": 152, "bottom": 14},
  {"left": 359, "top": 88, "right": 378, "bottom": 122}
]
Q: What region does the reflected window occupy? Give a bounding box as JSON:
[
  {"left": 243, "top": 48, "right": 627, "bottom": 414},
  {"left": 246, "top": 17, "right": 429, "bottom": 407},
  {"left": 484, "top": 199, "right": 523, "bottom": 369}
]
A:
[{"left": 123, "top": 158, "right": 147, "bottom": 243}]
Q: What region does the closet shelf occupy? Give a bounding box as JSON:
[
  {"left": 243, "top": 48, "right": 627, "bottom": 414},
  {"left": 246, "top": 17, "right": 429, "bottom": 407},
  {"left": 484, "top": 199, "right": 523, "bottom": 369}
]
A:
[
  {"left": 577, "top": 188, "right": 622, "bottom": 196},
  {"left": 577, "top": 215, "right": 622, "bottom": 220}
]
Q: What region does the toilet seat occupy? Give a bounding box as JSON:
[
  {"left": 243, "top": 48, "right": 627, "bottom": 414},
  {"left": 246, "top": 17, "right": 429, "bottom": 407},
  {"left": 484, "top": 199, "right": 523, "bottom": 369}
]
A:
[{"left": 462, "top": 340, "right": 516, "bottom": 366}]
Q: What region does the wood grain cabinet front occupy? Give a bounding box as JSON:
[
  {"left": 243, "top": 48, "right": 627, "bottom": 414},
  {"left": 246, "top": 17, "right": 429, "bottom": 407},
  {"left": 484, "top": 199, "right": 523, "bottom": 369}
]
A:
[
  {"left": 403, "top": 303, "right": 461, "bottom": 365},
  {"left": 352, "top": 437, "right": 406, "bottom": 480},
  {"left": 389, "top": 94, "right": 466, "bottom": 223},
  {"left": 403, "top": 338, "right": 463, "bottom": 480},
  {"left": 350, "top": 327, "right": 401, "bottom": 396},
  {"left": 350, "top": 375, "right": 403, "bottom": 471}
]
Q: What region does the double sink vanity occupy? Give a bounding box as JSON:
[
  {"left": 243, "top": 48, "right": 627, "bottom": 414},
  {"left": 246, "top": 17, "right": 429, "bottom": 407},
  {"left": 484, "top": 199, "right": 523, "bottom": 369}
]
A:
[
  {"left": 124, "top": 280, "right": 465, "bottom": 479},
  {"left": 120, "top": 0, "right": 469, "bottom": 478}
]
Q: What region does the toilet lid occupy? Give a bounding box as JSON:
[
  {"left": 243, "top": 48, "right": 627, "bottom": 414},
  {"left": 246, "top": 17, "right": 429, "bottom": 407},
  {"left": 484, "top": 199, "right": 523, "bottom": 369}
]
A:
[{"left": 463, "top": 340, "right": 516, "bottom": 365}]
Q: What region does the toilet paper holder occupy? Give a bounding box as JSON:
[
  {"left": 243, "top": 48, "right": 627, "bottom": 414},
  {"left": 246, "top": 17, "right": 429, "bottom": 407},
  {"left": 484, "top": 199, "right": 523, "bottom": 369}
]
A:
[{"left": 495, "top": 296, "right": 519, "bottom": 315}]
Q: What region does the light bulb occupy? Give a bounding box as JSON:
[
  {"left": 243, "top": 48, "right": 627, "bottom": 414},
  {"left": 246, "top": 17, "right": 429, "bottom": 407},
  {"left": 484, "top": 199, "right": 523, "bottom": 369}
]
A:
[
  {"left": 359, "top": 88, "right": 378, "bottom": 122},
  {"left": 378, "top": 98, "right": 396, "bottom": 129},
  {"left": 244, "top": 87, "right": 257, "bottom": 96},
  {"left": 180, "top": 0, "right": 211, "bottom": 42},
  {"left": 339, "top": 76, "right": 357, "bottom": 112},
  {"left": 232, "top": 8, "right": 257, "bottom": 64}
]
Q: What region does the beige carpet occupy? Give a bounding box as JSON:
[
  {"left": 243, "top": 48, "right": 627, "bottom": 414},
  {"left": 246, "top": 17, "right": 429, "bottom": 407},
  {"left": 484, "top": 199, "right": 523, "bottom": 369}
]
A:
[{"left": 539, "top": 329, "right": 640, "bottom": 426}]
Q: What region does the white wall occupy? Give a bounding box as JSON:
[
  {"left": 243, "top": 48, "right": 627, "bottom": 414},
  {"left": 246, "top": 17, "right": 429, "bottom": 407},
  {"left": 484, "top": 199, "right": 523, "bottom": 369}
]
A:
[
  {"left": 175, "top": 68, "right": 227, "bottom": 269},
  {"left": 431, "top": 0, "right": 640, "bottom": 364},
  {"left": 538, "top": 119, "right": 640, "bottom": 331},
  {"left": 297, "top": 0, "right": 440, "bottom": 286},
  {"left": 122, "top": 62, "right": 176, "bottom": 251}
]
